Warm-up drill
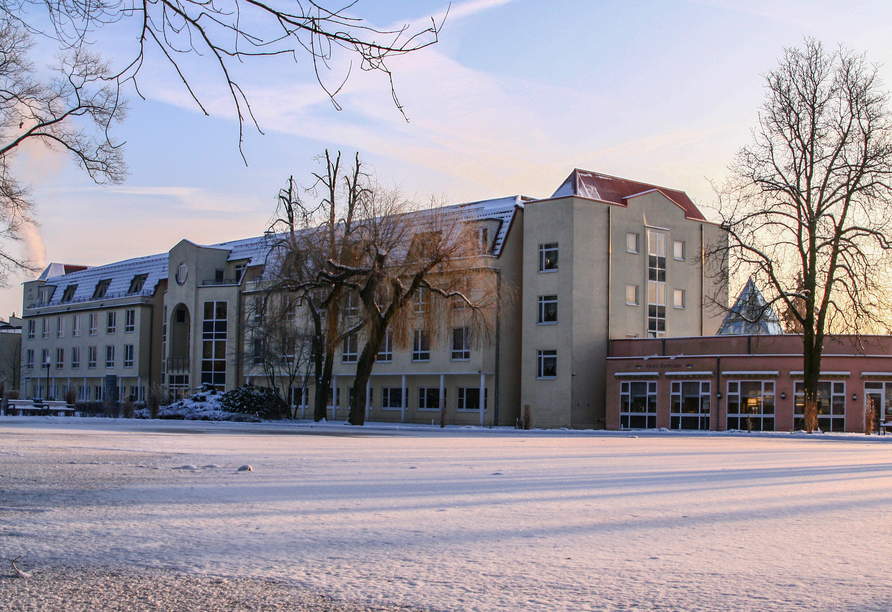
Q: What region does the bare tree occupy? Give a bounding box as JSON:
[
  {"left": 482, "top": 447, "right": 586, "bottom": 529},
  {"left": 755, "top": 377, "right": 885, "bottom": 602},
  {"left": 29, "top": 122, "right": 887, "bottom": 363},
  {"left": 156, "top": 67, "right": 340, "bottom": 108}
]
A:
[
  {"left": 3, "top": 0, "right": 444, "bottom": 152},
  {"left": 244, "top": 288, "right": 314, "bottom": 417},
  {"left": 712, "top": 39, "right": 892, "bottom": 432},
  {"left": 263, "top": 151, "right": 501, "bottom": 425},
  {"left": 0, "top": 19, "right": 126, "bottom": 282}
]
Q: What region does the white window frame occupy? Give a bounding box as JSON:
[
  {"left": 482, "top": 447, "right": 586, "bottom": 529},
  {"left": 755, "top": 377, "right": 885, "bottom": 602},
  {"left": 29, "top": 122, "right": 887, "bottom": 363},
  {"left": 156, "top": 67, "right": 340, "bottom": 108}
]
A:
[
  {"left": 537, "top": 295, "right": 558, "bottom": 324},
  {"left": 72, "top": 314, "right": 81, "bottom": 337},
  {"left": 125, "top": 309, "right": 136, "bottom": 333},
  {"left": 88, "top": 346, "right": 97, "bottom": 369},
  {"left": 794, "top": 380, "right": 845, "bottom": 432},
  {"left": 457, "top": 387, "right": 487, "bottom": 411},
  {"left": 377, "top": 330, "right": 393, "bottom": 362},
  {"left": 417, "top": 387, "right": 441, "bottom": 411},
  {"left": 626, "top": 232, "right": 640, "bottom": 253},
  {"left": 673, "top": 240, "right": 685, "bottom": 261},
  {"left": 107, "top": 311, "right": 116, "bottom": 334},
  {"left": 620, "top": 380, "right": 658, "bottom": 429},
  {"left": 412, "top": 330, "right": 430, "bottom": 362},
  {"left": 105, "top": 345, "right": 115, "bottom": 368},
  {"left": 536, "top": 349, "right": 557, "bottom": 379},
  {"left": 89, "top": 313, "right": 98, "bottom": 336},
  {"left": 451, "top": 327, "right": 470, "bottom": 360},
  {"left": 26, "top": 349, "right": 34, "bottom": 370},
  {"left": 626, "top": 285, "right": 639, "bottom": 306},
  {"left": 538, "top": 243, "right": 559, "bottom": 272},
  {"left": 71, "top": 347, "right": 80, "bottom": 369},
  {"left": 382, "top": 387, "right": 403, "bottom": 410},
  {"left": 670, "top": 380, "right": 710, "bottom": 430},
  {"left": 42, "top": 318, "right": 49, "bottom": 339},
  {"left": 124, "top": 344, "right": 134, "bottom": 368},
  {"left": 56, "top": 316, "right": 64, "bottom": 338},
  {"left": 673, "top": 289, "right": 685, "bottom": 309},
  {"left": 55, "top": 347, "right": 64, "bottom": 369},
  {"left": 342, "top": 333, "right": 358, "bottom": 363},
  {"left": 27, "top": 319, "right": 34, "bottom": 339},
  {"left": 727, "top": 380, "right": 776, "bottom": 432}
]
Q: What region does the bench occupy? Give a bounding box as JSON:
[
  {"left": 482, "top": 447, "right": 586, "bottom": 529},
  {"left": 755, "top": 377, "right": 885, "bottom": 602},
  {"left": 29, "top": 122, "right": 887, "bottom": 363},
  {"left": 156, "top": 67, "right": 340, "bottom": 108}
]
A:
[{"left": 7, "top": 399, "right": 77, "bottom": 417}]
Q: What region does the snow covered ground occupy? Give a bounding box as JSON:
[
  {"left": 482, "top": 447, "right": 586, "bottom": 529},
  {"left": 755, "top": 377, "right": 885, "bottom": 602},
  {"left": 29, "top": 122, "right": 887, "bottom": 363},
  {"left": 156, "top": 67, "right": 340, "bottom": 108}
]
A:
[{"left": 2, "top": 417, "right": 892, "bottom": 611}]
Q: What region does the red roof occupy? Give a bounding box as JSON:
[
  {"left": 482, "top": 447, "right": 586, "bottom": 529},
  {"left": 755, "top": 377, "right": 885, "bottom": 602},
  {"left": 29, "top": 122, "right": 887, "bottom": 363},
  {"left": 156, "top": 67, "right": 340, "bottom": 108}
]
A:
[{"left": 549, "top": 169, "right": 707, "bottom": 221}]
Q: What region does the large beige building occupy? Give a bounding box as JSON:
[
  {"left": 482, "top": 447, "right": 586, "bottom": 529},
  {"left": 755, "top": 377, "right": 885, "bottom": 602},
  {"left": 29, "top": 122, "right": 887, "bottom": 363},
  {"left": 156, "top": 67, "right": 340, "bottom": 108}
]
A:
[{"left": 19, "top": 169, "right": 725, "bottom": 427}]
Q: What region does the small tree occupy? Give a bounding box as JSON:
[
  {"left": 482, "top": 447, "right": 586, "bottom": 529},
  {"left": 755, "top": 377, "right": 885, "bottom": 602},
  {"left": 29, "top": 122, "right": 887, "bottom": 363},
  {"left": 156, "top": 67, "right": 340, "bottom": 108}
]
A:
[{"left": 713, "top": 39, "right": 892, "bottom": 432}]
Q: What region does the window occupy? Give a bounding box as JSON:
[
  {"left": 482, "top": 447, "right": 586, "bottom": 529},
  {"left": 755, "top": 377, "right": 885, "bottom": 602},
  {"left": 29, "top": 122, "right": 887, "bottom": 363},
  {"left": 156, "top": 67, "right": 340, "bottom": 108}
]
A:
[
  {"left": 452, "top": 327, "right": 470, "bottom": 360},
  {"left": 478, "top": 227, "right": 490, "bottom": 252},
  {"left": 253, "top": 296, "right": 264, "bottom": 324},
  {"left": 125, "top": 309, "right": 135, "bottom": 333},
  {"left": 55, "top": 348, "right": 64, "bottom": 369},
  {"left": 89, "top": 313, "right": 98, "bottom": 335},
  {"left": 414, "top": 288, "right": 427, "bottom": 314},
  {"left": 670, "top": 380, "right": 710, "bottom": 430},
  {"left": 92, "top": 279, "right": 111, "bottom": 299},
  {"left": 412, "top": 330, "right": 430, "bottom": 361},
  {"left": 88, "top": 346, "right": 97, "bottom": 368},
  {"left": 41, "top": 348, "right": 49, "bottom": 369},
  {"left": 234, "top": 264, "right": 246, "bottom": 283},
  {"left": 673, "top": 289, "right": 685, "bottom": 309},
  {"left": 626, "top": 285, "right": 639, "bottom": 306},
  {"left": 95, "top": 385, "right": 103, "bottom": 402},
  {"left": 215, "top": 269, "right": 225, "bottom": 283},
  {"left": 538, "top": 243, "right": 558, "bottom": 272},
  {"left": 418, "top": 388, "right": 441, "bottom": 410},
  {"left": 344, "top": 292, "right": 359, "bottom": 317},
  {"left": 727, "top": 380, "right": 775, "bottom": 432},
  {"left": 626, "top": 233, "right": 640, "bottom": 253},
  {"left": 342, "top": 333, "right": 358, "bottom": 363},
  {"left": 124, "top": 344, "right": 134, "bottom": 368},
  {"left": 865, "top": 382, "right": 892, "bottom": 430},
  {"left": 105, "top": 345, "right": 115, "bottom": 368},
  {"left": 71, "top": 347, "right": 80, "bottom": 369},
  {"left": 377, "top": 330, "right": 393, "bottom": 362},
  {"left": 128, "top": 274, "right": 148, "bottom": 294},
  {"left": 673, "top": 240, "right": 685, "bottom": 261},
  {"left": 458, "top": 387, "right": 487, "bottom": 411},
  {"left": 107, "top": 311, "right": 116, "bottom": 334},
  {"left": 537, "top": 350, "right": 557, "bottom": 379},
  {"left": 382, "top": 387, "right": 403, "bottom": 409},
  {"left": 620, "top": 380, "right": 657, "bottom": 428},
  {"left": 72, "top": 315, "right": 81, "bottom": 337},
  {"left": 61, "top": 284, "right": 77, "bottom": 303},
  {"left": 26, "top": 349, "right": 33, "bottom": 370},
  {"left": 38, "top": 285, "right": 55, "bottom": 304},
  {"left": 537, "top": 295, "right": 558, "bottom": 324},
  {"left": 42, "top": 318, "right": 49, "bottom": 339},
  {"left": 202, "top": 301, "right": 227, "bottom": 387},
  {"left": 647, "top": 231, "right": 667, "bottom": 338},
  {"left": 794, "top": 381, "right": 845, "bottom": 432},
  {"left": 56, "top": 316, "right": 63, "bottom": 338},
  {"left": 27, "top": 320, "right": 34, "bottom": 339},
  {"left": 253, "top": 338, "right": 264, "bottom": 364}
]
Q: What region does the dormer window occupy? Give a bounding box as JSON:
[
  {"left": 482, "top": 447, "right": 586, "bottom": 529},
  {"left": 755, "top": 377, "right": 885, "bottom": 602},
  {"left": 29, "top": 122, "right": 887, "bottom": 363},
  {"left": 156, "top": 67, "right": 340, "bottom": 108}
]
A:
[
  {"left": 92, "top": 279, "right": 111, "bottom": 300},
  {"left": 61, "top": 285, "right": 77, "bottom": 303},
  {"left": 38, "top": 285, "right": 55, "bottom": 304},
  {"left": 128, "top": 274, "right": 148, "bottom": 294}
]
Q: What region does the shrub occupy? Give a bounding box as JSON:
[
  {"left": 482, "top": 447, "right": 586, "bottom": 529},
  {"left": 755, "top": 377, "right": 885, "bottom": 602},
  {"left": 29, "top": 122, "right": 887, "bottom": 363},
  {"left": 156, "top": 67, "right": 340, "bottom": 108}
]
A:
[
  {"left": 147, "top": 383, "right": 164, "bottom": 419},
  {"left": 220, "top": 385, "right": 288, "bottom": 419}
]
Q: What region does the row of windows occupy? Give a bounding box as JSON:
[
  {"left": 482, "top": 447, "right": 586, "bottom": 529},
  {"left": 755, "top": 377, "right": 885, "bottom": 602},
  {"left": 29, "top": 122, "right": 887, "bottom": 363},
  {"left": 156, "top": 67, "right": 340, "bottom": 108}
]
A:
[
  {"left": 625, "top": 286, "right": 686, "bottom": 309},
  {"left": 618, "top": 379, "right": 851, "bottom": 432},
  {"left": 26, "top": 310, "right": 137, "bottom": 340},
  {"left": 626, "top": 233, "right": 686, "bottom": 261},
  {"left": 26, "top": 345, "right": 135, "bottom": 370},
  {"left": 339, "top": 328, "right": 473, "bottom": 364},
  {"left": 536, "top": 235, "right": 687, "bottom": 275},
  {"left": 29, "top": 384, "right": 146, "bottom": 403}
]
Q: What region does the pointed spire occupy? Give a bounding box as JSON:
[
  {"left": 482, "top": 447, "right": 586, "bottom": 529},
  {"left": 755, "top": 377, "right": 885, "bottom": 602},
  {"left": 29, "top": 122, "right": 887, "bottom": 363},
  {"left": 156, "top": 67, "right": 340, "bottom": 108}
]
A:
[{"left": 718, "top": 278, "right": 784, "bottom": 335}]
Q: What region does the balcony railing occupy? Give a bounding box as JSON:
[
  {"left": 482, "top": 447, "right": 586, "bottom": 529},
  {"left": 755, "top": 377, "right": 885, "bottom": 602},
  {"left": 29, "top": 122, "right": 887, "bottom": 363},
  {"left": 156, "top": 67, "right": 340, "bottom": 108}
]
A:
[
  {"left": 166, "top": 357, "right": 190, "bottom": 373},
  {"left": 200, "top": 278, "right": 240, "bottom": 286}
]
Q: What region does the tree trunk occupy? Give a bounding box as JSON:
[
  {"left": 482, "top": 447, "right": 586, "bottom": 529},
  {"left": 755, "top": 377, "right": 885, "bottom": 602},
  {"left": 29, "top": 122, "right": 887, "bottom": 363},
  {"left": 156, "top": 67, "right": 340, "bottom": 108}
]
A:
[{"left": 348, "top": 321, "right": 388, "bottom": 425}]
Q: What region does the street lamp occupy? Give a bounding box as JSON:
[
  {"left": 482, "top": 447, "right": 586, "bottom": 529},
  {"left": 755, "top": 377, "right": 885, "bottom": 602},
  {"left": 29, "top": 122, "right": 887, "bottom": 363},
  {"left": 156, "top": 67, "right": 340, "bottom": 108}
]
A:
[{"left": 43, "top": 354, "right": 51, "bottom": 400}]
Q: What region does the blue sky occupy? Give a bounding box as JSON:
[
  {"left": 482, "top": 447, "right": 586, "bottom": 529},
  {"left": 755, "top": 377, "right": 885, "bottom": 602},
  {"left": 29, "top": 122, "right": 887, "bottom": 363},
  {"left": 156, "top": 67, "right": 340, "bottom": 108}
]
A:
[{"left": 6, "top": 0, "right": 892, "bottom": 317}]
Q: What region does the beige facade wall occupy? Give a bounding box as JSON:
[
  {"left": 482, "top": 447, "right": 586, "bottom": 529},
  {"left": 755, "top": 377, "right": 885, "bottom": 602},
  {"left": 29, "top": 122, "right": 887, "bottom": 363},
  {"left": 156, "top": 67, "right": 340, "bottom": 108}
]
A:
[{"left": 521, "top": 193, "right": 725, "bottom": 429}]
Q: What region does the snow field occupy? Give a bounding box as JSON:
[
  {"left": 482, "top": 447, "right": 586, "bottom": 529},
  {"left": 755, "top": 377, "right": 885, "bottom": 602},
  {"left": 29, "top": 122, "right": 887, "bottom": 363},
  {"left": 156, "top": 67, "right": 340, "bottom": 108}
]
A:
[{"left": 2, "top": 418, "right": 892, "bottom": 611}]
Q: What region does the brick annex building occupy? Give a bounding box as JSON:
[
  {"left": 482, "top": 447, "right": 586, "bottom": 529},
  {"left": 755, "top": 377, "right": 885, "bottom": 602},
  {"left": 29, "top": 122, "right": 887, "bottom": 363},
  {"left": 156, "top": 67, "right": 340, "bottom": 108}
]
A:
[{"left": 20, "top": 168, "right": 891, "bottom": 431}]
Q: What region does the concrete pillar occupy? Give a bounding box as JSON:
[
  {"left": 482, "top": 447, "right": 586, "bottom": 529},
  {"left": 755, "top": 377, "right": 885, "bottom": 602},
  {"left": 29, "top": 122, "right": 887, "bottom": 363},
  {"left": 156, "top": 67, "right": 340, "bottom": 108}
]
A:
[
  {"left": 479, "top": 372, "right": 486, "bottom": 426},
  {"left": 401, "top": 374, "right": 407, "bottom": 423}
]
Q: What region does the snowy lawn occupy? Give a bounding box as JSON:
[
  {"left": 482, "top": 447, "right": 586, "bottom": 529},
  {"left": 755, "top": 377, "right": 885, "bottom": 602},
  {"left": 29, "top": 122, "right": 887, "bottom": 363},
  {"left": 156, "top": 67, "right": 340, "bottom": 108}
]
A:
[{"left": 2, "top": 417, "right": 892, "bottom": 611}]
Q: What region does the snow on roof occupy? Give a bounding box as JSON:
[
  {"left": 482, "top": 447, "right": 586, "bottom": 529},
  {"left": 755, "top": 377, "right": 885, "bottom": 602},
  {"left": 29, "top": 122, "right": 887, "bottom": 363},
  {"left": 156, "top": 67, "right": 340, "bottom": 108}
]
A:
[
  {"left": 36, "top": 253, "right": 168, "bottom": 307},
  {"left": 548, "top": 169, "right": 707, "bottom": 221},
  {"left": 33, "top": 196, "right": 524, "bottom": 307},
  {"left": 718, "top": 278, "right": 785, "bottom": 336}
]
